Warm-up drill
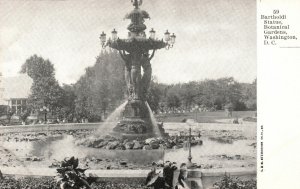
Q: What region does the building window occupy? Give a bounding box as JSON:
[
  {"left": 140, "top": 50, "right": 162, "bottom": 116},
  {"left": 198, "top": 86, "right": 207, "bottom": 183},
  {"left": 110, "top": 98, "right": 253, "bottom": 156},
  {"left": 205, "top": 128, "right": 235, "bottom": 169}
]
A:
[
  {"left": 22, "top": 100, "right": 27, "bottom": 105},
  {"left": 10, "top": 99, "right": 28, "bottom": 115}
]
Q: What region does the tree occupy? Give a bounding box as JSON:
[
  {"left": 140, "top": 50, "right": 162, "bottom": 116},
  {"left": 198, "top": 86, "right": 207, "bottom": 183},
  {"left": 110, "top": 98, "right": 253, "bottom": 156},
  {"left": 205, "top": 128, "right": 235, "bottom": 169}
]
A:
[
  {"left": 195, "top": 80, "right": 219, "bottom": 109},
  {"left": 209, "top": 77, "right": 245, "bottom": 110},
  {"left": 242, "top": 78, "right": 257, "bottom": 110},
  {"left": 166, "top": 92, "right": 181, "bottom": 111},
  {"left": 20, "top": 55, "right": 55, "bottom": 80},
  {"left": 146, "top": 79, "right": 164, "bottom": 113},
  {"left": 74, "top": 50, "right": 126, "bottom": 122},
  {"left": 59, "top": 84, "right": 76, "bottom": 121},
  {"left": 178, "top": 82, "right": 198, "bottom": 110},
  {"left": 74, "top": 67, "right": 98, "bottom": 121},
  {"left": 20, "top": 55, "right": 63, "bottom": 116},
  {"left": 0, "top": 105, "right": 8, "bottom": 116},
  {"left": 20, "top": 110, "right": 31, "bottom": 122},
  {"left": 7, "top": 108, "right": 15, "bottom": 124},
  {"left": 28, "top": 76, "right": 64, "bottom": 113}
]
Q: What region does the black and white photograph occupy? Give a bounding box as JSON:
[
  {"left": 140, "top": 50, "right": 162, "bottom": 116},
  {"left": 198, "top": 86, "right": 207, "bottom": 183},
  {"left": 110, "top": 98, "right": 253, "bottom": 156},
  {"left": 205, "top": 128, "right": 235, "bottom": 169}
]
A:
[{"left": 0, "top": 0, "right": 260, "bottom": 188}]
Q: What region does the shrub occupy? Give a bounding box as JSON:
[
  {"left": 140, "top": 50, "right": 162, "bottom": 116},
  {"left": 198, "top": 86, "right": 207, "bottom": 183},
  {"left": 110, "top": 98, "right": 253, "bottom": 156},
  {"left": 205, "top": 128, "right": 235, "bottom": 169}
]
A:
[{"left": 213, "top": 174, "right": 256, "bottom": 189}]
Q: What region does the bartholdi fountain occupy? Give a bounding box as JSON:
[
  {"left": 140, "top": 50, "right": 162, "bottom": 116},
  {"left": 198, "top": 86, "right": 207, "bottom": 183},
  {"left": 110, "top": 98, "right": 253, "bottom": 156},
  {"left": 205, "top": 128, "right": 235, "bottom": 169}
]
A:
[{"left": 99, "top": 0, "right": 176, "bottom": 139}]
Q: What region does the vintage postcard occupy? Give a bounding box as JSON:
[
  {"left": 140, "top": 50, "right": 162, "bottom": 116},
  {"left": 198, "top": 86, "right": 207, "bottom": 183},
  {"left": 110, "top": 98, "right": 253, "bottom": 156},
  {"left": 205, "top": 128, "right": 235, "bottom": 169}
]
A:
[{"left": 0, "top": 0, "right": 298, "bottom": 188}]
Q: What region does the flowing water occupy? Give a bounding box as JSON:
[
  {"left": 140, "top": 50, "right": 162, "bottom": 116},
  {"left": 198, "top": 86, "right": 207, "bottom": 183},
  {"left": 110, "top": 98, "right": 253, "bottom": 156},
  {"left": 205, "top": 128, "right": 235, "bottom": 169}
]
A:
[
  {"left": 145, "top": 101, "right": 162, "bottom": 137},
  {"left": 93, "top": 101, "right": 128, "bottom": 137}
]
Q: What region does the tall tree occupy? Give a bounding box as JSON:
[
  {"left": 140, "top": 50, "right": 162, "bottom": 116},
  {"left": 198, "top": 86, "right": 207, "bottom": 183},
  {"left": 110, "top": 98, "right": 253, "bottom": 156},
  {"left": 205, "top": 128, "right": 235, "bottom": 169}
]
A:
[
  {"left": 242, "top": 78, "right": 257, "bottom": 110},
  {"left": 146, "top": 78, "right": 164, "bottom": 113},
  {"left": 166, "top": 91, "right": 181, "bottom": 111},
  {"left": 74, "top": 50, "right": 126, "bottom": 121},
  {"left": 59, "top": 84, "right": 76, "bottom": 121},
  {"left": 20, "top": 55, "right": 55, "bottom": 80},
  {"left": 20, "top": 55, "right": 63, "bottom": 115}
]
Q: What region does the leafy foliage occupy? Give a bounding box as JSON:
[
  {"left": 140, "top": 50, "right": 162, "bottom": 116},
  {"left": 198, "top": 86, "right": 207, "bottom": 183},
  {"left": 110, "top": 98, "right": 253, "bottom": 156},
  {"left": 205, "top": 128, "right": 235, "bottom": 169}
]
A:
[
  {"left": 20, "top": 55, "right": 55, "bottom": 80},
  {"left": 166, "top": 91, "right": 181, "bottom": 111},
  {"left": 58, "top": 84, "right": 77, "bottom": 121},
  {"left": 20, "top": 55, "right": 64, "bottom": 117},
  {"left": 213, "top": 174, "right": 256, "bottom": 189},
  {"left": 73, "top": 50, "right": 126, "bottom": 121},
  {"left": 151, "top": 77, "right": 257, "bottom": 112},
  {"left": 242, "top": 79, "right": 257, "bottom": 110},
  {"left": 0, "top": 105, "right": 8, "bottom": 116},
  {"left": 20, "top": 110, "right": 31, "bottom": 122},
  {"left": 146, "top": 79, "right": 164, "bottom": 113}
]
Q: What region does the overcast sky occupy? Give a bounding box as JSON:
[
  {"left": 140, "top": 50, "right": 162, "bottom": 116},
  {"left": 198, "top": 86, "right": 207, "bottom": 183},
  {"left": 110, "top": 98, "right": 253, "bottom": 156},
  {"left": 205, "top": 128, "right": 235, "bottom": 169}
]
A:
[{"left": 0, "top": 0, "right": 256, "bottom": 84}]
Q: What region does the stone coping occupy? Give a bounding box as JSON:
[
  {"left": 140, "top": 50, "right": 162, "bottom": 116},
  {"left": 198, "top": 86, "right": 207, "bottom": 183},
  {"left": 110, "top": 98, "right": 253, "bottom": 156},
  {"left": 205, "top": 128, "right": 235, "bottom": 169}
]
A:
[
  {"left": 188, "top": 168, "right": 256, "bottom": 178},
  {"left": 0, "top": 167, "right": 256, "bottom": 178},
  {"left": 0, "top": 122, "right": 255, "bottom": 133},
  {"left": 0, "top": 123, "right": 101, "bottom": 133}
]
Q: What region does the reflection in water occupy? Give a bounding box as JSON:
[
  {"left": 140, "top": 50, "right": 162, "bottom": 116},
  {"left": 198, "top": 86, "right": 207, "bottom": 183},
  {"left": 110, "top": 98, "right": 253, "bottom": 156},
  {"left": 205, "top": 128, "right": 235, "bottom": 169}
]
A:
[{"left": 164, "top": 138, "right": 256, "bottom": 164}]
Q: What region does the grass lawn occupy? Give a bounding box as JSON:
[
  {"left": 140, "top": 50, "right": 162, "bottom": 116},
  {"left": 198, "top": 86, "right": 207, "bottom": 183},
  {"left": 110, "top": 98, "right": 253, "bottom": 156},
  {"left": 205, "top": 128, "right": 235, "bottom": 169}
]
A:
[{"left": 155, "top": 111, "right": 256, "bottom": 123}]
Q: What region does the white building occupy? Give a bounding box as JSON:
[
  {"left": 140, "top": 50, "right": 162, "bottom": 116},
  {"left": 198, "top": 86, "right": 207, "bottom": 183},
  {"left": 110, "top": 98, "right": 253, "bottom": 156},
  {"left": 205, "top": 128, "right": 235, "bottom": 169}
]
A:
[{"left": 0, "top": 73, "right": 33, "bottom": 115}]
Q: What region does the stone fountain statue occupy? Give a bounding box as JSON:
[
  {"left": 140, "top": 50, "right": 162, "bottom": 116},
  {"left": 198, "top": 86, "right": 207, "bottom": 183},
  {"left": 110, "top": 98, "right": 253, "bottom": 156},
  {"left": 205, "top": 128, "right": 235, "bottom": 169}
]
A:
[{"left": 102, "top": 0, "right": 175, "bottom": 139}]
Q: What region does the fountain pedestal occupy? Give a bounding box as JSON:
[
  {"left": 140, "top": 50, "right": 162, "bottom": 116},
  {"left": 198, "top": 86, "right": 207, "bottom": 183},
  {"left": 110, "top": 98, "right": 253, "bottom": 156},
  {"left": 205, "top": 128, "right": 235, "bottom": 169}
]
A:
[{"left": 112, "top": 100, "right": 166, "bottom": 139}]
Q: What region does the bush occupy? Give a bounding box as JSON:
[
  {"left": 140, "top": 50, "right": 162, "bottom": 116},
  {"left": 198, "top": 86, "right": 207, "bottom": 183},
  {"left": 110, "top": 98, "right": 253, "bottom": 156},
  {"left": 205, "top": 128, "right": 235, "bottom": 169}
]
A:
[
  {"left": 0, "top": 176, "right": 147, "bottom": 189},
  {"left": 213, "top": 174, "right": 256, "bottom": 189}
]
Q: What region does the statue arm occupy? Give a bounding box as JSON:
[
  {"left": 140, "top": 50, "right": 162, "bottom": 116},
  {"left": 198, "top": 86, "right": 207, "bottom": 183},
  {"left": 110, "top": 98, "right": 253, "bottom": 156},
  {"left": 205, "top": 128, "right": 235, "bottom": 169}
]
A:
[
  {"left": 149, "top": 50, "right": 155, "bottom": 60},
  {"left": 119, "top": 50, "right": 129, "bottom": 62},
  {"left": 120, "top": 50, "right": 132, "bottom": 70}
]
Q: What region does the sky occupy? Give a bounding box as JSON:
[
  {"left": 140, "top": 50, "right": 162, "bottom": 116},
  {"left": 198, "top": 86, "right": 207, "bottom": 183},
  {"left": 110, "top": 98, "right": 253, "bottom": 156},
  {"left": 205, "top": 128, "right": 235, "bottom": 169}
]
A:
[{"left": 0, "top": 0, "right": 256, "bottom": 84}]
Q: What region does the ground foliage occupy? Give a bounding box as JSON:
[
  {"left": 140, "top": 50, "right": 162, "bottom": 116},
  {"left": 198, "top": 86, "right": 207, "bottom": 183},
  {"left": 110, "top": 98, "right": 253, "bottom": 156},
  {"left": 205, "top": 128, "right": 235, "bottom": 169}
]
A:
[
  {"left": 213, "top": 174, "right": 256, "bottom": 189},
  {"left": 0, "top": 174, "right": 257, "bottom": 189},
  {"left": 0, "top": 176, "right": 147, "bottom": 189}
]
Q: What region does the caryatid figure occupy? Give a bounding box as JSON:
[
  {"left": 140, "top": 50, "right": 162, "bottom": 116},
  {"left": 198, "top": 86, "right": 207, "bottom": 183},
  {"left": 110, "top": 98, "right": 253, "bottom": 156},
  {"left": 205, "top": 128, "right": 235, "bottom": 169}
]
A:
[
  {"left": 120, "top": 50, "right": 153, "bottom": 101},
  {"left": 141, "top": 52, "right": 152, "bottom": 100},
  {"left": 130, "top": 52, "right": 142, "bottom": 100},
  {"left": 123, "top": 54, "right": 133, "bottom": 97}
]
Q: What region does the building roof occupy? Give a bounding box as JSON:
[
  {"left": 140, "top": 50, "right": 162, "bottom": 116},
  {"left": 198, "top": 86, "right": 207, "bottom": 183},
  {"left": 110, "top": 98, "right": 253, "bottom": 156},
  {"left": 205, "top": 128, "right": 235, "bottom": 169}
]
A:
[{"left": 0, "top": 74, "right": 33, "bottom": 102}]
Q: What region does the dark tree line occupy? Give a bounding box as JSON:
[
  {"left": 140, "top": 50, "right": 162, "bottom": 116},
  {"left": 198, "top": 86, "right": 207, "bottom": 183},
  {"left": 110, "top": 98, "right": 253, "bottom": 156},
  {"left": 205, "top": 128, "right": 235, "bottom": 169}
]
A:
[
  {"left": 150, "top": 77, "right": 256, "bottom": 114},
  {"left": 15, "top": 51, "right": 256, "bottom": 123}
]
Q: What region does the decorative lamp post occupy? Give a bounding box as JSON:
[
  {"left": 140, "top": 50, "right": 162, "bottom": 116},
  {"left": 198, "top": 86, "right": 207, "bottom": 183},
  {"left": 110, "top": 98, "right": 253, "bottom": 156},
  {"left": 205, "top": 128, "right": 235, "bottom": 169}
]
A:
[
  {"left": 99, "top": 0, "right": 176, "bottom": 137},
  {"left": 149, "top": 28, "right": 156, "bottom": 39},
  {"left": 111, "top": 29, "right": 118, "bottom": 41},
  {"left": 170, "top": 33, "right": 176, "bottom": 47},
  {"left": 195, "top": 105, "right": 199, "bottom": 122},
  {"left": 100, "top": 32, "right": 107, "bottom": 48},
  {"left": 187, "top": 126, "right": 193, "bottom": 168},
  {"left": 40, "top": 106, "right": 49, "bottom": 123},
  {"left": 164, "top": 30, "right": 171, "bottom": 42}
]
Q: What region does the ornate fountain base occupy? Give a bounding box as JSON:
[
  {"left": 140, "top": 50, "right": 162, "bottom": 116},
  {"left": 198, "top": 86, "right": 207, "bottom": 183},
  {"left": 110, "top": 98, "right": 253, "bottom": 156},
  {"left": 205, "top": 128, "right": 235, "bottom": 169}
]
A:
[{"left": 111, "top": 99, "right": 167, "bottom": 139}]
